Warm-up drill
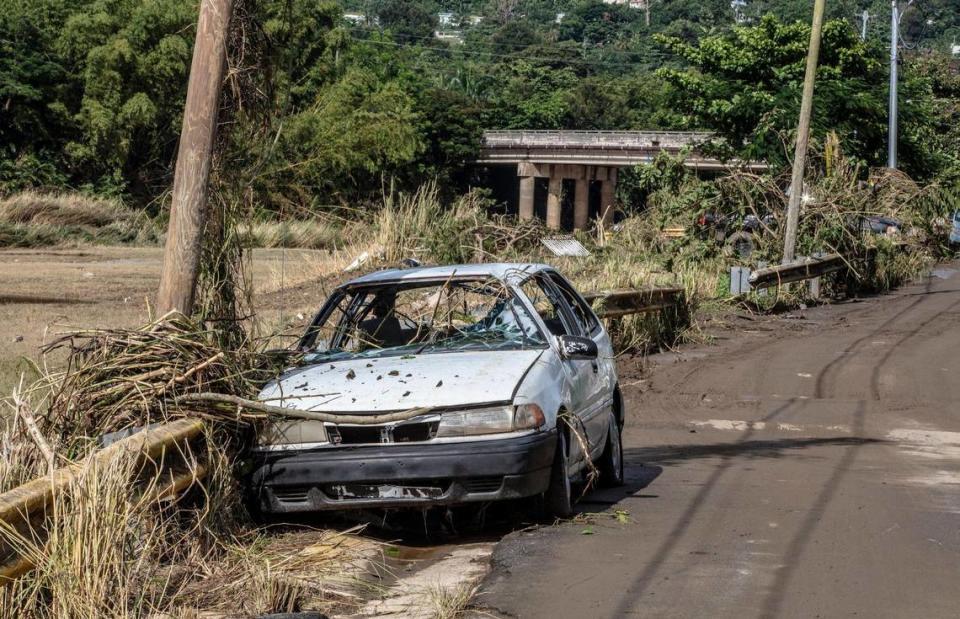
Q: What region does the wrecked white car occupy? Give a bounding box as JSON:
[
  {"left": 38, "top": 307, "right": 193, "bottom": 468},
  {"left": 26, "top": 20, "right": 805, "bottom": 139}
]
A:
[{"left": 249, "top": 263, "right": 624, "bottom": 517}]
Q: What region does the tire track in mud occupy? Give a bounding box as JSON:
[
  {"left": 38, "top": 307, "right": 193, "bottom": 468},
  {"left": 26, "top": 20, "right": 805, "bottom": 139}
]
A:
[
  {"left": 760, "top": 277, "right": 960, "bottom": 615},
  {"left": 611, "top": 397, "right": 804, "bottom": 615},
  {"left": 610, "top": 282, "right": 947, "bottom": 614},
  {"left": 814, "top": 281, "right": 935, "bottom": 400}
]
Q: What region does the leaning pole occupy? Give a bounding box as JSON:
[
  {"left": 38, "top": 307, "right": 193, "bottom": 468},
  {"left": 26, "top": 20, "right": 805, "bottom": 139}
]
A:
[
  {"left": 156, "top": 0, "right": 234, "bottom": 316},
  {"left": 782, "top": 0, "right": 826, "bottom": 264}
]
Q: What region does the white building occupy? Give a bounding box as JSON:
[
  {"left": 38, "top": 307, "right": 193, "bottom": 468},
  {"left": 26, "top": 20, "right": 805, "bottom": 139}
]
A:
[
  {"left": 602, "top": 0, "right": 647, "bottom": 8},
  {"left": 437, "top": 12, "right": 457, "bottom": 27},
  {"left": 952, "top": 43, "right": 960, "bottom": 58}
]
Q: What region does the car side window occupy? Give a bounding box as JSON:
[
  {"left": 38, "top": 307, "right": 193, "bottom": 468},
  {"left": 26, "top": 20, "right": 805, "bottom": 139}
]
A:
[
  {"left": 520, "top": 276, "right": 572, "bottom": 337},
  {"left": 548, "top": 273, "right": 600, "bottom": 336}
]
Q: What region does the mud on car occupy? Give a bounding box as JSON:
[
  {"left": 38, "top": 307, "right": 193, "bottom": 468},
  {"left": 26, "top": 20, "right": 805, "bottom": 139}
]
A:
[{"left": 248, "top": 263, "right": 624, "bottom": 518}]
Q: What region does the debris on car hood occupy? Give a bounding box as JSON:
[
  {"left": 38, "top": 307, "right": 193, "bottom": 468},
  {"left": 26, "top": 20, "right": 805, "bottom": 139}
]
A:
[{"left": 260, "top": 349, "right": 545, "bottom": 412}]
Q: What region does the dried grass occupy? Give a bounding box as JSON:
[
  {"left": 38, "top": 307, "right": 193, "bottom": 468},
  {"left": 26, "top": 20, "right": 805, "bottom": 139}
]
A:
[
  {"left": 0, "top": 191, "right": 160, "bottom": 247},
  {"left": 238, "top": 220, "right": 344, "bottom": 250},
  {"left": 426, "top": 582, "right": 478, "bottom": 619}
]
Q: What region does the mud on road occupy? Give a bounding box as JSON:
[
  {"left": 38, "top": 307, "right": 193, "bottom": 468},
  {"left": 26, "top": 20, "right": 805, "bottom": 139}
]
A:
[{"left": 477, "top": 265, "right": 960, "bottom": 618}]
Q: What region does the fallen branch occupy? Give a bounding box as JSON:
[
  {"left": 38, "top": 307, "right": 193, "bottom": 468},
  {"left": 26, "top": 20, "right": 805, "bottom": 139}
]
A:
[
  {"left": 175, "top": 393, "right": 432, "bottom": 425},
  {"left": 12, "top": 381, "right": 55, "bottom": 475}
]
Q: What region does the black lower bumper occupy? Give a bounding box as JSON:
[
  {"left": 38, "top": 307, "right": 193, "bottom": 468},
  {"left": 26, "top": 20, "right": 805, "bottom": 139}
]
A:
[{"left": 248, "top": 430, "right": 557, "bottom": 513}]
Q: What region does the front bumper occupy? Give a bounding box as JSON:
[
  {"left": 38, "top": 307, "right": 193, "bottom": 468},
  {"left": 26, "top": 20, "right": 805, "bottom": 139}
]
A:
[{"left": 248, "top": 430, "right": 557, "bottom": 513}]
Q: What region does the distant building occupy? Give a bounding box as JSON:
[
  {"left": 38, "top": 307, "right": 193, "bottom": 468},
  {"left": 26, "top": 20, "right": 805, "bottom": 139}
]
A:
[
  {"left": 730, "top": 0, "right": 748, "bottom": 24},
  {"left": 602, "top": 0, "right": 647, "bottom": 8},
  {"left": 952, "top": 43, "right": 960, "bottom": 57},
  {"left": 438, "top": 12, "right": 457, "bottom": 27},
  {"left": 467, "top": 15, "right": 484, "bottom": 26},
  {"left": 343, "top": 12, "right": 365, "bottom": 25},
  {"left": 555, "top": 12, "right": 566, "bottom": 24}
]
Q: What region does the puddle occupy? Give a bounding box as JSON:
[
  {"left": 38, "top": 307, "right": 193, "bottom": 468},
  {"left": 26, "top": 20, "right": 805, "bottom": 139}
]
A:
[{"left": 887, "top": 428, "right": 960, "bottom": 460}]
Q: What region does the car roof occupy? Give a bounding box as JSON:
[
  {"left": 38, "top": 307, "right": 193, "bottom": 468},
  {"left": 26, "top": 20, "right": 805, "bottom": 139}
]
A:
[{"left": 343, "top": 263, "right": 552, "bottom": 287}]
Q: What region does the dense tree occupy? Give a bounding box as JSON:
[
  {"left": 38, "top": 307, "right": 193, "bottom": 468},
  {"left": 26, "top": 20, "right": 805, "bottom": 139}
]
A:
[
  {"left": 656, "top": 17, "right": 888, "bottom": 168},
  {"left": 375, "top": 0, "right": 439, "bottom": 40},
  {"left": 1, "top": 0, "right": 956, "bottom": 205}
]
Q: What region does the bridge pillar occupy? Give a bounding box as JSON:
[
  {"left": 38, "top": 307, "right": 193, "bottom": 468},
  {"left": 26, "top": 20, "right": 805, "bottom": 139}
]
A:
[
  {"left": 546, "top": 175, "right": 563, "bottom": 229},
  {"left": 573, "top": 178, "right": 589, "bottom": 230},
  {"left": 600, "top": 167, "right": 617, "bottom": 228},
  {"left": 518, "top": 175, "right": 535, "bottom": 221}
]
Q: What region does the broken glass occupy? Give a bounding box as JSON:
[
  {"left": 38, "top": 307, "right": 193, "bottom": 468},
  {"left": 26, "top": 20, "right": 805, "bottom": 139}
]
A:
[{"left": 301, "top": 278, "right": 546, "bottom": 362}]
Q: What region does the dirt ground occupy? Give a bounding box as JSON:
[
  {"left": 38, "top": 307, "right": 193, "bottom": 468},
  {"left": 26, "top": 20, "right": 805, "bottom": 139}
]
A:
[{"left": 0, "top": 246, "right": 340, "bottom": 396}]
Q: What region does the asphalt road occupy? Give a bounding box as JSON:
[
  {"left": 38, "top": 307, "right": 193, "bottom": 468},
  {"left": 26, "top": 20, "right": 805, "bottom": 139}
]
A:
[{"left": 478, "top": 265, "right": 960, "bottom": 618}]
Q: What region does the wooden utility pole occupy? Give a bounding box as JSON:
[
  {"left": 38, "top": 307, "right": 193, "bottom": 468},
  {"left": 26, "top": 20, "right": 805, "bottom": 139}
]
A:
[
  {"left": 782, "top": 0, "right": 826, "bottom": 264},
  {"left": 156, "top": 0, "right": 234, "bottom": 316}
]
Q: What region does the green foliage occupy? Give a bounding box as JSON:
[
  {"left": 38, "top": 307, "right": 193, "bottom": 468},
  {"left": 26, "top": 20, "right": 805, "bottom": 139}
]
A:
[
  {"left": 656, "top": 16, "right": 888, "bottom": 168},
  {"left": 1, "top": 0, "right": 957, "bottom": 213}
]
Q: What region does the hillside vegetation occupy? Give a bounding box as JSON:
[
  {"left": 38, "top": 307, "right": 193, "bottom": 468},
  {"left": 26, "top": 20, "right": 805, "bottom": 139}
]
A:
[{"left": 2, "top": 0, "right": 957, "bottom": 215}]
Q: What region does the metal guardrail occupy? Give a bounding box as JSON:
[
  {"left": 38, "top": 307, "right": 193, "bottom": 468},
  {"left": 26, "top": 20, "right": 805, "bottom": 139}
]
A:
[
  {"left": 747, "top": 253, "right": 849, "bottom": 289},
  {"left": 584, "top": 287, "right": 685, "bottom": 318},
  {"left": 0, "top": 419, "right": 206, "bottom": 582}
]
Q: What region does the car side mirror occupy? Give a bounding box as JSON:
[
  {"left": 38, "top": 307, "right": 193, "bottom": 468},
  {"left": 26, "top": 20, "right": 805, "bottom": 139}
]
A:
[{"left": 558, "top": 335, "right": 598, "bottom": 360}]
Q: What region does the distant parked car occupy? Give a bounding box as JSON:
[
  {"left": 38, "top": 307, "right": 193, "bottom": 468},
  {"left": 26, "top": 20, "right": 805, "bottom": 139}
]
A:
[
  {"left": 695, "top": 211, "right": 777, "bottom": 259},
  {"left": 950, "top": 211, "right": 960, "bottom": 245},
  {"left": 248, "top": 263, "right": 624, "bottom": 518},
  {"left": 860, "top": 215, "right": 902, "bottom": 236}
]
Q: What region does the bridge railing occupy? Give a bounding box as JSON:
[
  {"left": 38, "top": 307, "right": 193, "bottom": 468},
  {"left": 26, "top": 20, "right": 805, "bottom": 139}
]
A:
[{"left": 481, "top": 130, "right": 713, "bottom": 150}]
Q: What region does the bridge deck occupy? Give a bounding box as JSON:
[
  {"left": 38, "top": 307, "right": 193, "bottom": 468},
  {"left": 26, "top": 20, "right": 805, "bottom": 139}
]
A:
[{"left": 477, "top": 130, "right": 765, "bottom": 171}]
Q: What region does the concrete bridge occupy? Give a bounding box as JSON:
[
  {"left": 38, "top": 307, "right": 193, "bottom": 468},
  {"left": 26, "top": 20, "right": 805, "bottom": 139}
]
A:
[{"left": 476, "top": 130, "right": 765, "bottom": 230}]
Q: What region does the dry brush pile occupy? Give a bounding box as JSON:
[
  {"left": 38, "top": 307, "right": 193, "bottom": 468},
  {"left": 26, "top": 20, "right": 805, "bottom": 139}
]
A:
[{"left": 0, "top": 312, "right": 377, "bottom": 618}]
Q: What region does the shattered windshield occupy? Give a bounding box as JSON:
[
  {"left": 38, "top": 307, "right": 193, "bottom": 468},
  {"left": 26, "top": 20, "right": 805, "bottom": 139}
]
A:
[{"left": 301, "top": 277, "right": 547, "bottom": 361}]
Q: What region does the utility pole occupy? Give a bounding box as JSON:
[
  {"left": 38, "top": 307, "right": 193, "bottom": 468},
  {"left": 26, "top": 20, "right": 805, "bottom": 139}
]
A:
[
  {"left": 888, "top": 0, "right": 899, "bottom": 169},
  {"left": 156, "top": 0, "right": 234, "bottom": 316},
  {"left": 782, "top": 0, "right": 827, "bottom": 264}
]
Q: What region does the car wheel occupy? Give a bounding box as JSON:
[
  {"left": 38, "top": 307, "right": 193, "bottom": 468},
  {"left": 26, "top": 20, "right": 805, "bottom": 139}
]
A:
[
  {"left": 544, "top": 430, "right": 573, "bottom": 518},
  {"left": 599, "top": 411, "right": 624, "bottom": 487}
]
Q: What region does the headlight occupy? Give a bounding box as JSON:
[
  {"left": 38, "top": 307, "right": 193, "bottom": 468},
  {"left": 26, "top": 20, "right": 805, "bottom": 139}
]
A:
[
  {"left": 514, "top": 403, "right": 546, "bottom": 430},
  {"left": 436, "top": 404, "right": 545, "bottom": 437},
  {"left": 257, "top": 420, "right": 328, "bottom": 446}
]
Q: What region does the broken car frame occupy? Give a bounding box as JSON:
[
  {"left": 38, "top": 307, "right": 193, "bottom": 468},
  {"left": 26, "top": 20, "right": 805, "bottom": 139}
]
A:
[{"left": 248, "top": 263, "right": 626, "bottom": 518}]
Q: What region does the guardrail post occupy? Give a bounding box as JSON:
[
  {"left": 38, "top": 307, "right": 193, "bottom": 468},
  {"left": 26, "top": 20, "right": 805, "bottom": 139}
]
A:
[
  {"left": 730, "top": 267, "right": 751, "bottom": 295},
  {"left": 809, "top": 276, "right": 821, "bottom": 299}
]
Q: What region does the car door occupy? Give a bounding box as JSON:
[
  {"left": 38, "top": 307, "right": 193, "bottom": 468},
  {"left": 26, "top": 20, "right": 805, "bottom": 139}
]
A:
[
  {"left": 518, "top": 274, "right": 593, "bottom": 468},
  {"left": 545, "top": 272, "right": 614, "bottom": 458}
]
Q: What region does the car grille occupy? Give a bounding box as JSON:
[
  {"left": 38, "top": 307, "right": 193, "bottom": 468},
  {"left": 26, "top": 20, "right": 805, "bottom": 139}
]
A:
[
  {"left": 327, "top": 419, "right": 440, "bottom": 445},
  {"left": 323, "top": 479, "right": 451, "bottom": 501},
  {"left": 273, "top": 486, "right": 311, "bottom": 503},
  {"left": 463, "top": 476, "right": 504, "bottom": 493}
]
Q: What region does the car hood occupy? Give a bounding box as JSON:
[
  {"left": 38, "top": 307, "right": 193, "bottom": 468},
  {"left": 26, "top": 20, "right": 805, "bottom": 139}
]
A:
[{"left": 259, "top": 349, "right": 546, "bottom": 413}]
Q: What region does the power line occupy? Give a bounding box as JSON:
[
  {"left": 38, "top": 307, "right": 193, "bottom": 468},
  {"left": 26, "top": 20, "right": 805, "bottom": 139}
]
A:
[
  {"left": 344, "top": 33, "right": 659, "bottom": 70},
  {"left": 344, "top": 25, "right": 660, "bottom": 60}
]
